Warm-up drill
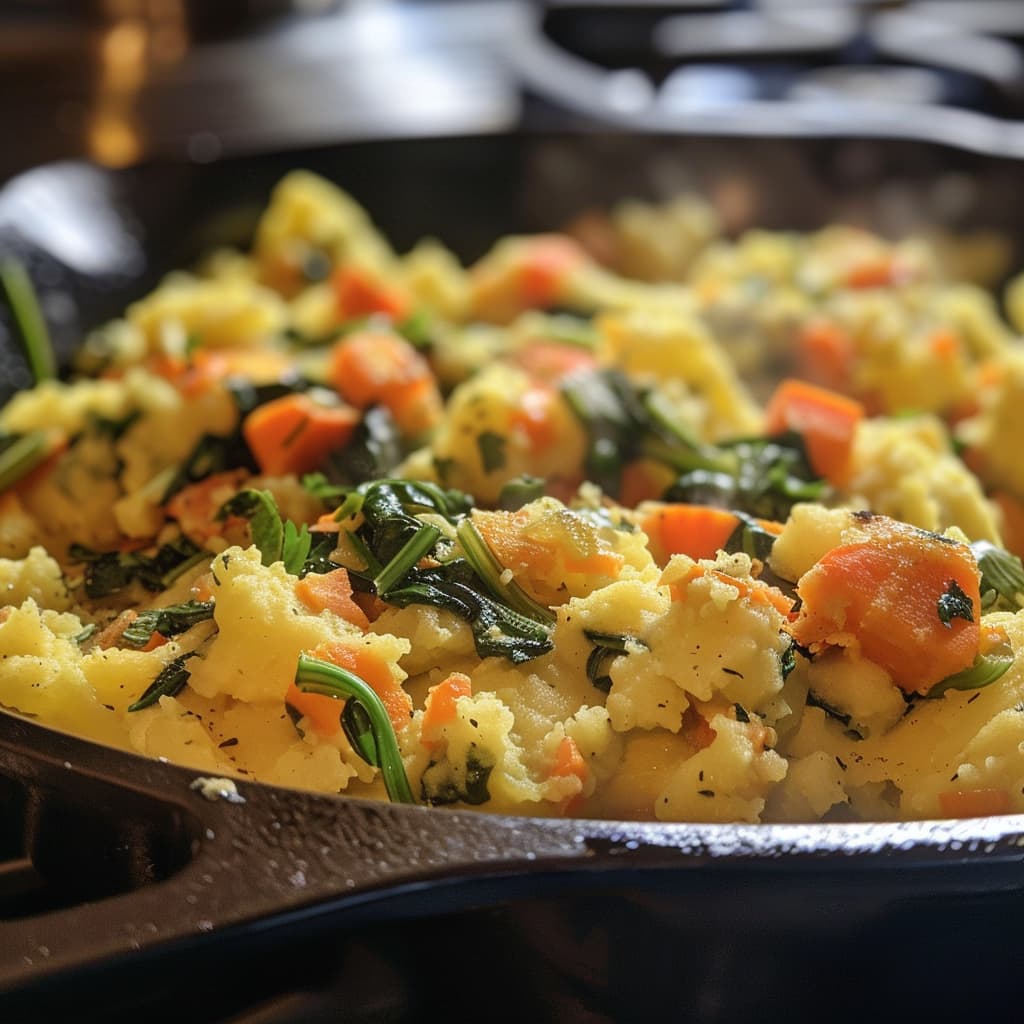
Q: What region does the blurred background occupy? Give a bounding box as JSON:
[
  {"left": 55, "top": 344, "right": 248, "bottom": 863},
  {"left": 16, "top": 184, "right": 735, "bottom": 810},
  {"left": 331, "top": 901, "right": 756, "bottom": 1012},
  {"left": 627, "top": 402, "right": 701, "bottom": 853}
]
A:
[{"left": 3, "top": 0, "right": 1024, "bottom": 182}]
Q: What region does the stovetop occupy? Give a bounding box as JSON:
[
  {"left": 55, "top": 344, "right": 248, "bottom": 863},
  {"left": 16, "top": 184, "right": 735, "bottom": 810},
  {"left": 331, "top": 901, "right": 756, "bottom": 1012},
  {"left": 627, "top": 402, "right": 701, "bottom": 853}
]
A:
[{"left": 3, "top": 0, "right": 1024, "bottom": 182}]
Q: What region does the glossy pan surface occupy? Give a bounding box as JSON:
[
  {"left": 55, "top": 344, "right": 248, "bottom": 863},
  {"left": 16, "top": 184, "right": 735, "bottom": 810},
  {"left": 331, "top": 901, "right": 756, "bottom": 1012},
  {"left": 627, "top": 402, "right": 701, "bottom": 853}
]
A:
[{"left": 3, "top": 132, "right": 1024, "bottom": 1022}]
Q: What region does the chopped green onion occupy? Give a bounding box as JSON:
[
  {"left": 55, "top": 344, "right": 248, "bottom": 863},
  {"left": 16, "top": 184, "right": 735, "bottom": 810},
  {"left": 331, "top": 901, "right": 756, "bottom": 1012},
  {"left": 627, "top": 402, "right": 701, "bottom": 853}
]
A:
[
  {"left": 926, "top": 649, "right": 1014, "bottom": 700},
  {"left": 373, "top": 522, "right": 442, "bottom": 596},
  {"left": 0, "top": 431, "right": 53, "bottom": 493},
  {"left": 294, "top": 653, "right": 415, "bottom": 804},
  {"left": 0, "top": 260, "right": 56, "bottom": 383}
]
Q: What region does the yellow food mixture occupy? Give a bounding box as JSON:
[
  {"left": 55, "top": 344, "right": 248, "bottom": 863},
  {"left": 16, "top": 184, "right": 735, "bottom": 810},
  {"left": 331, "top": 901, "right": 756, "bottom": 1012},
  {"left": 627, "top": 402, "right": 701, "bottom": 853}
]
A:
[{"left": 3, "top": 169, "right": 1024, "bottom": 824}]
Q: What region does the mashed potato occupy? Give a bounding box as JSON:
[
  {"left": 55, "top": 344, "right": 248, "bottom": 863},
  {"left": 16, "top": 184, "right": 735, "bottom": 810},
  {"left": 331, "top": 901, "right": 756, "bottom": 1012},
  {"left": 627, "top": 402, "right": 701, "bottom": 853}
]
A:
[{"left": 2, "top": 170, "right": 1024, "bottom": 824}]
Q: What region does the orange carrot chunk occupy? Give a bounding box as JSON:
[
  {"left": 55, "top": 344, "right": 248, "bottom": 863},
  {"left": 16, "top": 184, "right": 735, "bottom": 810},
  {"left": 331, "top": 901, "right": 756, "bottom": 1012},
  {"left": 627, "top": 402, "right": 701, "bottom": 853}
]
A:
[
  {"left": 796, "top": 319, "right": 855, "bottom": 394},
  {"left": 641, "top": 504, "right": 743, "bottom": 562},
  {"left": 242, "top": 392, "right": 359, "bottom": 476},
  {"left": 789, "top": 517, "right": 982, "bottom": 694},
  {"left": 309, "top": 641, "right": 413, "bottom": 734},
  {"left": 513, "top": 341, "right": 598, "bottom": 382},
  {"left": 518, "top": 236, "right": 588, "bottom": 308},
  {"left": 294, "top": 567, "right": 370, "bottom": 630},
  {"left": 550, "top": 735, "right": 587, "bottom": 782},
  {"left": 938, "top": 788, "right": 1011, "bottom": 819},
  {"left": 420, "top": 672, "right": 472, "bottom": 749},
  {"left": 333, "top": 265, "right": 410, "bottom": 322},
  {"left": 285, "top": 681, "right": 344, "bottom": 738},
  {"left": 326, "top": 330, "right": 442, "bottom": 435},
  {"left": 764, "top": 378, "right": 865, "bottom": 487}
]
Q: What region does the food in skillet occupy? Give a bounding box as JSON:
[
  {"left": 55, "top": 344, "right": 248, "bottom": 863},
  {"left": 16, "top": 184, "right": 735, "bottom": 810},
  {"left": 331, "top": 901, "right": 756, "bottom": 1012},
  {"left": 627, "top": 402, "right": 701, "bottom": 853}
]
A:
[{"left": 3, "top": 170, "right": 1024, "bottom": 823}]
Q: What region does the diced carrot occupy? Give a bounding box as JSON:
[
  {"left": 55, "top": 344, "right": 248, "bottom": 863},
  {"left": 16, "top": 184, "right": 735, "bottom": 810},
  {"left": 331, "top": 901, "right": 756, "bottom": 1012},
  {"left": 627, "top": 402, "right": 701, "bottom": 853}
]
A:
[
  {"left": 640, "top": 504, "right": 743, "bottom": 563},
  {"left": 420, "top": 672, "right": 472, "bottom": 749},
  {"left": 510, "top": 384, "right": 560, "bottom": 453},
  {"left": 326, "top": 330, "right": 442, "bottom": 435},
  {"left": 518, "top": 235, "right": 589, "bottom": 308},
  {"left": 550, "top": 735, "right": 588, "bottom": 816},
  {"left": 333, "top": 265, "right": 410, "bottom": 322},
  {"left": 789, "top": 516, "right": 982, "bottom": 694},
  {"left": 681, "top": 704, "right": 717, "bottom": 751},
  {"left": 671, "top": 563, "right": 795, "bottom": 618},
  {"left": 844, "top": 254, "right": 901, "bottom": 290},
  {"left": 294, "top": 567, "right": 370, "bottom": 630},
  {"left": 938, "top": 788, "right": 1011, "bottom": 818},
  {"left": 550, "top": 735, "right": 587, "bottom": 781},
  {"left": 309, "top": 641, "right": 412, "bottom": 734},
  {"left": 310, "top": 512, "right": 342, "bottom": 533},
  {"left": 190, "top": 571, "right": 216, "bottom": 602},
  {"left": 285, "top": 681, "right": 344, "bottom": 738},
  {"left": 764, "top": 378, "right": 865, "bottom": 487},
  {"left": 797, "top": 319, "right": 855, "bottom": 393},
  {"left": 165, "top": 469, "right": 249, "bottom": 542},
  {"left": 242, "top": 392, "right": 359, "bottom": 476},
  {"left": 513, "top": 341, "right": 598, "bottom": 382},
  {"left": 928, "top": 328, "right": 961, "bottom": 362}
]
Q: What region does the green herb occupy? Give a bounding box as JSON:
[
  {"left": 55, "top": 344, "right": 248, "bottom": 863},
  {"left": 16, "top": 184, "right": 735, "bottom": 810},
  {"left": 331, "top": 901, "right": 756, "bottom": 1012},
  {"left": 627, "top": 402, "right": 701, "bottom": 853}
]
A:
[
  {"left": 971, "top": 540, "right": 1024, "bottom": 612},
  {"left": 724, "top": 512, "right": 779, "bottom": 564},
  {"left": 583, "top": 630, "right": 645, "bottom": 693},
  {"left": 72, "top": 623, "right": 98, "bottom": 647},
  {"left": 70, "top": 535, "right": 207, "bottom": 598},
  {"left": 806, "top": 690, "right": 865, "bottom": 740},
  {"left": 281, "top": 520, "right": 313, "bottom": 575},
  {"left": 540, "top": 312, "right": 598, "bottom": 349},
  {"left": 88, "top": 409, "right": 141, "bottom": 441},
  {"left": 324, "top": 405, "right": 402, "bottom": 484},
  {"left": 0, "top": 260, "right": 56, "bottom": 383},
  {"left": 383, "top": 560, "right": 554, "bottom": 663},
  {"left": 397, "top": 309, "right": 435, "bottom": 350},
  {"left": 498, "top": 474, "right": 545, "bottom": 511},
  {"left": 302, "top": 471, "right": 349, "bottom": 505},
  {"left": 340, "top": 479, "right": 553, "bottom": 664},
  {"left": 925, "top": 649, "right": 1014, "bottom": 699},
  {"left": 734, "top": 703, "right": 750, "bottom": 723},
  {"left": 666, "top": 433, "right": 829, "bottom": 522},
  {"left": 0, "top": 432, "right": 53, "bottom": 493},
  {"left": 217, "top": 488, "right": 284, "bottom": 567},
  {"left": 420, "top": 743, "right": 494, "bottom": 806},
  {"left": 477, "top": 431, "right": 507, "bottom": 473},
  {"left": 121, "top": 600, "right": 215, "bottom": 648},
  {"left": 294, "top": 653, "right": 415, "bottom": 804},
  {"left": 373, "top": 523, "right": 442, "bottom": 596},
  {"left": 128, "top": 653, "right": 196, "bottom": 711},
  {"left": 937, "top": 579, "right": 974, "bottom": 628},
  {"left": 217, "top": 487, "right": 319, "bottom": 576}
]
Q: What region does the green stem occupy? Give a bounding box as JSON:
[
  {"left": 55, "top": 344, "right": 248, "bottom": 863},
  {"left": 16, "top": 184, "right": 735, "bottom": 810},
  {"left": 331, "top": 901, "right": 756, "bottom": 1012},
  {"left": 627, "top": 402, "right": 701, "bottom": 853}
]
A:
[
  {"left": 295, "top": 653, "right": 416, "bottom": 804},
  {"left": 0, "top": 431, "right": 52, "bottom": 493},
  {"left": 1, "top": 260, "right": 56, "bottom": 383},
  {"left": 373, "top": 522, "right": 441, "bottom": 596},
  {"left": 457, "top": 518, "right": 556, "bottom": 625}
]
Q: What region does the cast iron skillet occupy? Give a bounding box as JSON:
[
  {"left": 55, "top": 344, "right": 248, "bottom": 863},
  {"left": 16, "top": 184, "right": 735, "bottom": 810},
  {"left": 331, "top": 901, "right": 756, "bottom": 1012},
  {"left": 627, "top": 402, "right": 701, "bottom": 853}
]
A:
[{"left": 3, "top": 132, "right": 1024, "bottom": 1023}]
